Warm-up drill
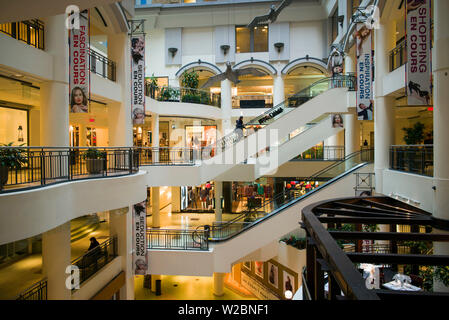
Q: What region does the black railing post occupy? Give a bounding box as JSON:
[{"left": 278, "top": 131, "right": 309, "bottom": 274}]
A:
[
  {"left": 40, "top": 148, "right": 45, "bottom": 186},
  {"left": 129, "top": 148, "right": 133, "bottom": 174}
]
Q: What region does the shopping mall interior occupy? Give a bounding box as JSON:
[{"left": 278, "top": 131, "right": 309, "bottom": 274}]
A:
[{"left": 0, "top": 0, "right": 449, "bottom": 303}]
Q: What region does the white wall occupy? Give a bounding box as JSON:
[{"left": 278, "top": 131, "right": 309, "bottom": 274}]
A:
[
  {"left": 0, "top": 171, "right": 148, "bottom": 244},
  {"left": 382, "top": 169, "right": 434, "bottom": 213},
  {"left": 290, "top": 21, "right": 326, "bottom": 59}
]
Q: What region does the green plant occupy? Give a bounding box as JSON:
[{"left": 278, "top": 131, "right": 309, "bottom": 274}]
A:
[
  {"left": 402, "top": 122, "right": 425, "bottom": 145},
  {"left": 0, "top": 142, "right": 27, "bottom": 168},
  {"left": 160, "top": 86, "right": 180, "bottom": 101},
  {"left": 181, "top": 93, "right": 201, "bottom": 104},
  {"left": 435, "top": 266, "right": 449, "bottom": 287},
  {"left": 181, "top": 70, "right": 199, "bottom": 90},
  {"left": 281, "top": 235, "right": 306, "bottom": 250},
  {"left": 363, "top": 224, "right": 379, "bottom": 233},
  {"left": 148, "top": 73, "right": 158, "bottom": 87},
  {"left": 82, "top": 148, "right": 106, "bottom": 160}
]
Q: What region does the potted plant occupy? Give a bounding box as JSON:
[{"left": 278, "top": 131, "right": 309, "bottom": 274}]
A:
[
  {"left": 147, "top": 74, "right": 158, "bottom": 98},
  {"left": 160, "top": 86, "right": 180, "bottom": 102},
  {"left": 0, "top": 142, "right": 27, "bottom": 187},
  {"left": 402, "top": 122, "right": 425, "bottom": 145},
  {"left": 83, "top": 148, "right": 106, "bottom": 174}
]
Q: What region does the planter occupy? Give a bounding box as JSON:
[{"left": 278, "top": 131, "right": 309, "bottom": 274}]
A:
[
  {"left": 86, "top": 159, "right": 105, "bottom": 174},
  {"left": 0, "top": 166, "right": 8, "bottom": 187}
]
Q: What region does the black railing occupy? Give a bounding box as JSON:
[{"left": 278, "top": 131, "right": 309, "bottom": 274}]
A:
[
  {"left": 16, "top": 278, "right": 47, "bottom": 300},
  {"left": 147, "top": 228, "right": 209, "bottom": 251},
  {"left": 0, "top": 19, "right": 44, "bottom": 50},
  {"left": 135, "top": 147, "right": 196, "bottom": 165},
  {"left": 71, "top": 237, "right": 118, "bottom": 287},
  {"left": 292, "top": 146, "right": 345, "bottom": 161},
  {"left": 389, "top": 39, "right": 407, "bottom": 72},
  {"left": 146, "top": 85, "right": 221, "bottom": 108},
  {"left": 390, "top": 145, "right": 433, "bottom": 177},
  {"left": 89, "top": 49, "right": 116, "bottom": 82},
  {"left": 0, "top": 147, "right": 139, "bottom": 193}
]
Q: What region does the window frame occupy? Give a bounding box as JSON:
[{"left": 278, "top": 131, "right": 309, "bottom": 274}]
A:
[{"left": 235, "top": 24, "right": 269, "bottom": 54}]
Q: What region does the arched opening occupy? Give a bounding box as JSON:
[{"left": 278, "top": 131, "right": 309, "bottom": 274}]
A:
[
  {"left": 284, "top": 65, "right": 327, "bottom": 99},
  {"left": 232, "top": 66, "right": 274, "bottom": 109}
]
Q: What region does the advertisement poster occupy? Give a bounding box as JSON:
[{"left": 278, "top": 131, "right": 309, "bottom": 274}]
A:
[
  {"left": 254, "top": 261, "right": 264, "bottom": 278},
  {"left": 267, "top": 262, "right": 279, "bottom": 289},
  {"left": 406, "top": 0, "right": 431, "bottom": 105},
  {"left": 332, "top": 114, "right": 344, "bottom": 128},
  {"left": 69, "top": 10, "right": 90, "bottom": 113},
  {"left": 355, "top": 23, "right": 373, "bottom": 121},
  {"left": 131, "top": 35, "right": 145, "bottom": 124},
  {"left": 133, "top": 200, "right": 148, "bottom": 275},
  {"left": 283, "top": 270, "right": 295, "bottom": 294}
]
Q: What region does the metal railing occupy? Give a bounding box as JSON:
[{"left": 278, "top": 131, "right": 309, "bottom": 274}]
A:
[
  {"left": 71, "top": 237, "right": 118, "bottom": 287},
  {"left": 89, "top": 50, "right": 116, "bottom": 82},
  {"left": 0, "top": 19, "right": 44, "bottom": 50},
  {"left": 135, "top": 147, "right": 197, "bottom": 165},
  {"left": 16, "top": 278, "right": 47, "bottom": 300},
  {"left": 390, "top": 145, "right": 433, "bottom": 177},
  {"left": 197, "top": 149, "right": 373, "bottom": 242},
  {"left": 389, "top": 39, "right": 407, "bottom": 72},
  {"left": 292, "top": 146, "right": 345, "bottom": 161},
  {"left": 146, "top": 85, "right": 221, "bottom": 108},
  {"left": 147, "top": 228, "right": 209, "bottom": 251},
  {"left": 0, "top": 146, "right": 139, "bottom": 193}
]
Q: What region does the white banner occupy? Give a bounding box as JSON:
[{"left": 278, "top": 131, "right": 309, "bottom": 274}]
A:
[
  {"left": 133, "top": 200, "right": 148, "bottom": 275},
  {"left": 69, "top": 10, "right": 89, "bottom": 113},
  {"left": 406, "top": 0, "right": 431, "bottom": 105},
  {"left": 131, "top": 35, "right": 145, "bottom": 124},
  {"left": 355, "top": 24, "right": 373, "bottom": 121}
]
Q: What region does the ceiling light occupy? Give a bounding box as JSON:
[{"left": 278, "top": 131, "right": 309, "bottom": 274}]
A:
[{"left": 14, "top": 74, "right": 23, "bottom": 78}]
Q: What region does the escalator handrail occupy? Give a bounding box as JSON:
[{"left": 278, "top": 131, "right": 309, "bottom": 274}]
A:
[
  {"left": 207, "top": 149, "right": 373, "bottom": 241},
  {"left": 209, "top": 74, "right": 356, "bottom": 153}
]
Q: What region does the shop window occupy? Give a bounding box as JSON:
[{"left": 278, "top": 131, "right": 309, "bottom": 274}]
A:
[
  {"left": 0, "top": 106, "right": 28, "bottom": 146},
  {"left": 235, "top": 25, "right": 268, "bottom": 53}
]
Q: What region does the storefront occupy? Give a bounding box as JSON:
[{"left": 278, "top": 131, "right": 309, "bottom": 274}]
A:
[
  {"left": 231, "top": 177, "right": 274, "bottom": 213},
  {"left": 0, "top": 106, "right": 28, "bottom": 145},
  {"left": 180, "top": 182, "right": 215, "bottom": 213}
]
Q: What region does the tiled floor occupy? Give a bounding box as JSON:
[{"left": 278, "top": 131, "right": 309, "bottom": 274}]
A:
[{"left": 134, "top": 274, "right": 257, "bottom": 300}]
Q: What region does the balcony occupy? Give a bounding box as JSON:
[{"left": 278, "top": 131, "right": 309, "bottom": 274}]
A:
[
  {"left": 146, "top": 84, "right": 221, "bottom": 108},
  {"left": 0, "top": 146, "right": 139, "bottom": 194},
  {"left": 389, "top": 145, "right": 433, "bottom": 177},
  {"left": 389, "top": 39, "right": 406, "bottom": 72},
  {"left": 89, "top": 50, "right": 116, "bottom": 82},
  {"left": 0, "top": 19, "right": 44, "bottom": 50}
]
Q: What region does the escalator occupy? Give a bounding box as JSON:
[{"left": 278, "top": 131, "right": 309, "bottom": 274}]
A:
[{"left": 198, "top": 149, "right": 373, "bottom": 242}]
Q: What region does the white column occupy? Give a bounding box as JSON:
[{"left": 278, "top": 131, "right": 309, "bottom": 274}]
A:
[
  {"left": 40, "top": 15, "right": 69, "bottom": 147},
  {"left": 109, "top": 207, "right": 134, "bottom": 300},
  {"left": 221, "top": 80, "right": 233, "bottom": 134},
  {"left": 107, "top": 33, "right": 133, "bottom": 147},
  {"left": 344, "top": 109, "right": 360, "bottom": 156},
  {"left": 214, "top": 181, "right": 223, "bottom": 221},
  {"left": 152, "top": 187, "right": 160, "bottom": 228},
  {"left": 374, "top": 18, "right": 396, "bottom": 194},
  {"left": 213, "top": 272, "right": 225, "bottom": 296},
  {"left": 42, "top": 222, "right": 71, "bottom": 300},
  {"left": 171, "top": 186, "right": 181, "bottom": 212},
  {"left": 432, "top": 0, "right": 449, "bottom": 291},
  {"left": 345, "top": 46, "right": 356, "bottom": 74},
  {"left": 151, "top": 113, "right": 159, "bottom": 163},
  {"left": 273, "top": 74, "right": 285, "bottom": 106}
]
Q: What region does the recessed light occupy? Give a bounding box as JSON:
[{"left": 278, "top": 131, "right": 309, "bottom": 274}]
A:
[{"left": 14, "top": 74, "right": 23, "bottom": 78}]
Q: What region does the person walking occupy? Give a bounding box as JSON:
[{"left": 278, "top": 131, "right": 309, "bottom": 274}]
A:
[{"left": 235, "top": 116, "right": 245, "bottom": 141}]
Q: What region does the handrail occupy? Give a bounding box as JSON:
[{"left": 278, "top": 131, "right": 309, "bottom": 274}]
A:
[
  {"left": 0, "top": 147, "right": 139, "bottom": 193},
  {"left": 208, "top": 74, "right": 356, "bottom": 155},
  {"left": 71, "top": 237, "right": 118, "bottom": 287},
  {"left": 195, "top": 150, "right": 373, "bottom": 242},
  {"left": 389, "top": 39, "right": 407, "bottom": 72},
  {"left": 88, "top": 49, "right": 117, "bottom": 82},
  {"left": 16, "top": 278, "right": 47, "bottom": 300}
]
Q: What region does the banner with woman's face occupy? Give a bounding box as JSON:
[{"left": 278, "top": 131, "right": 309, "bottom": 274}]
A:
[
  {"left": 355, "top": 24, "right": 373, "bottom": 121},
  {"left": 131, "top": 35, "right": 145, "bottom": 125},
  {"left": 69, "top": 10, "right": 89, "bottom": 113}
]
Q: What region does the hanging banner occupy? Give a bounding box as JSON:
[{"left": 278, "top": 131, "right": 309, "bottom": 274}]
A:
[
  {"left": 133, "top": 200, "right": 148, "bottom": 275},
  {"left": 355, "top": 24, "right": 373, "bottom": 121},
  {"left": 131, "top": 35, "right": 145, "bottom": 124},
  {"left": 406, "top": 0, "right": 431, "bottom": 105},
  {"left": 69, "top": 10, "right": 90, "bottom": 113}
]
